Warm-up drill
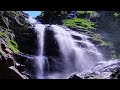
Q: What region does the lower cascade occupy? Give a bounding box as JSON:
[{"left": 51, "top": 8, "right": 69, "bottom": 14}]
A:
[{"left": 28, "top": 17, "right": 105, "bottom": 79}]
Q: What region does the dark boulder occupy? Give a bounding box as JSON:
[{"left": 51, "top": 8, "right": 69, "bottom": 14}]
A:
[
  {"left": 110, "top": 69, "right": 120, "bottom": 79},
  {"left": 69, "top": 74, "right": 82, "bottom": 79},
  {"left": 44, "top": 26, "right": 60, "bottom": 57}
]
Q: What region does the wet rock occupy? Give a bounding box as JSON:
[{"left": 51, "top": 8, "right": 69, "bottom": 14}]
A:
[
  {"left": 1, "top": 43, "right": 6, "bottom": 50},
  {"left": 69, "top": 74, "right": 82, "bottom": 79},
  {"left": 72, "top": 35, "right": 82, "bottom": 40},
  {"left": 13, "top": 53, "right": 34, "bottom": 65},
  {"left": 68, "top": 60, "right": 120, "bottom": 79},
  {"left": 4, "top": 48, "right": 12, "bottom": 54},
  {"left": 110, "top": 68, "right": 120, "bottom": 79},
  {"left": 44, "top": 26, "right": 60, "bottom": 57},
  {"left": 91, "top": 40, "right": 101, "bottom": 45}
]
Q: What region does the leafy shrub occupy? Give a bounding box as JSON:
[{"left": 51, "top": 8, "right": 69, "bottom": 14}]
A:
[{"left": 63, "top": 18, "right": 96, "bottom": 30}]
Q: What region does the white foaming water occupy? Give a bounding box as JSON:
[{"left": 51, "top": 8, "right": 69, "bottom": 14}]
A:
[
  {"left": 51, "top": 25, "right": 104, "bottom": 74},
  {"left": 35, "top": 24, "right": 45, "bottom": 79},
  {"left": 28, "top": 17, "right": 45, "bottom": 79},
  {"left": 28, "top": 17, "right": 105, "bottom": 79}
]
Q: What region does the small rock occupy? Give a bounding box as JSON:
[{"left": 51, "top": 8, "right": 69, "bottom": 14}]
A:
[{"left": 69, "top": 74, "right": 82, "bottom": 79}]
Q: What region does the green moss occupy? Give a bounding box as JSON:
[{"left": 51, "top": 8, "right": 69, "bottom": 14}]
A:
[
  {"left": 100, "top": 41, "right": 112, "bottom": 46},
  {"left": 63, "top": 18, "right": 96, "bottom": 30},
  {"left": 0, "top": 31, "right": 4, "bottom": 35},
  {"left": 7, "top": 40, "right": 20, "bottom": 53},
  {"left": 92, "top": 34, "right": 101, "bottom": 40},
  {"left": 1, "top": 31, "right": 20, "bottom": 53},
  {"left": 77, "top": 11, "right": 95, "bottom": 17},
  {"left": 92, "top": 34, "right": 112, "bottom": 47},
  {"left": 0, "top": 31, "right": 9, "bottom": 39}
]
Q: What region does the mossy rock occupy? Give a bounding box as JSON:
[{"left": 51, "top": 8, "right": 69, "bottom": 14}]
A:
[
  {"left": 7, "top": 40, "right": 20, "bottom": 53},
  {"left": 92, "top": 34, "right": 112, "bottom": 47},
  {"left": 0, "top": 31, "right": 8, "bottom": 38},
  {"left": 0, "top": 31, "right": 9, "bottom": 41}
]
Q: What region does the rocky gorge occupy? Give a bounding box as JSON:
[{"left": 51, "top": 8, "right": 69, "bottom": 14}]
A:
[{"left": 0, "top": 11, "right": 120, "bottom": 79}]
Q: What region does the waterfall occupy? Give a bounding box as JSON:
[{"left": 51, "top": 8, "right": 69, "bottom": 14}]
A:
[
  {"left": 51, "top": 25, "right": 104, "bottom": 74},
  {"left": 34, "top": 24, "right": 45, "bottom": 79},
  {"left": 28, "top": 16, "right": 45, "bottom": 79},
  {"left": 28, "top": 17, "right": 105, "bottom": 79}
]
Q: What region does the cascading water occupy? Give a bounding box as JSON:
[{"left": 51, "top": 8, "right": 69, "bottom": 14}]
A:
[
  {"left": 51, "top": 25, "right": 104, "bottom": 75},
  {"left": 34, "top": 24, "right": 45, "bottom": 79},
  {"left": 28, "top": 16, "right": 105, "bottom": 79},
  {"left": 28, "top": 16, "right": 45, "bottom": 79}
]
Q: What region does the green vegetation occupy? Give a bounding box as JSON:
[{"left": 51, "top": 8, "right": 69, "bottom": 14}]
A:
[
  {"left": 92, "top": 34, "right": 112, "bottom": 47},
  {"left": 37, "top": 11, "right": 97, "bottom": 29},
  {"left": 0, "top": 31, "right": 19, "bottom": 53},
  {"left": 0, "top": 31, "right": 4, "bottom": 35},
  {"left": 77, "top": 11, "right": 96, "bottom": 17},
  {"left": 63, "top": 11, "right": 97, "bottom": 30},
  {"left": 63, "top": 18, "right": 96, "bottom": 30},
  {"left": 7, "top": 40, "right": 20, "bottom": 53},
  {"left": 92, "top": 34, "right": 101, "bottom": 41},
  {"left": 100, "top": 41, "right": 112, "bottom": 46},
  {"left": 0, "top": 31, "right": 9, "bottom": 39}
]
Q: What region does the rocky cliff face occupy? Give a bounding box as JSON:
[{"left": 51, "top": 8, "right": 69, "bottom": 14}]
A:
[{"left": 0, "top": 11, "right": 37, "bottom": 79}]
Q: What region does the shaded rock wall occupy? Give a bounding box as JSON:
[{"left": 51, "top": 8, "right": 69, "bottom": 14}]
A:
[{"left": 0, "top": 11, "right": 37, "bottom": 79}]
